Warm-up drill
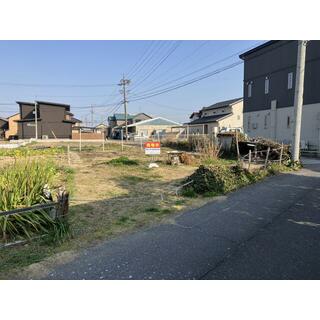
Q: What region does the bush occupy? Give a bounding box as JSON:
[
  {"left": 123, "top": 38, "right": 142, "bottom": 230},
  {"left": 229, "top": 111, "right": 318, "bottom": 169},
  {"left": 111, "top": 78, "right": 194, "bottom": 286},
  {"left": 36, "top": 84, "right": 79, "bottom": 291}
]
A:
[
  {"left": 0, "top": 160, "right": 65, "bottom": 241},
  {"left": 183, "top": 163, "right": 272, "bottom": 196},
  {"left": 107, "top": 156, "right": 139, "bottom": 166}
]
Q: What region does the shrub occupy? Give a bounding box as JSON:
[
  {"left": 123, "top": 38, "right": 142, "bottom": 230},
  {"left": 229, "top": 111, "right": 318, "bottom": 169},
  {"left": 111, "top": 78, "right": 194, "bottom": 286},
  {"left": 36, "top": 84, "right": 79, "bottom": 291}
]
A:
[
  {"left": 107, "top": 156, "right": 139, "bottom": 166},
  {"left": 0, "top": 160, "right": 68, "bottom": 241}
]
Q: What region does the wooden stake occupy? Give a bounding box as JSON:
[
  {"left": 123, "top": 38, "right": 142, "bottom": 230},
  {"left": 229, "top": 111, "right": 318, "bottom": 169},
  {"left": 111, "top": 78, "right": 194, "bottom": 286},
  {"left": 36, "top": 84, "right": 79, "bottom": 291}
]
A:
[
  {"left": 248, "top": 149, "right": 252, "bottom": 170},
  {"left": 264, "top": 147, "right": 270, "bottom": 169},
  {"left": 56, "top": 188, "right": 69, "bottom": 218},
  {"left": 279, "top": 143, "right": 283, "bottom": 164},
  {"left": 235, "top": 131, "right": 240, "bottom": 160}
]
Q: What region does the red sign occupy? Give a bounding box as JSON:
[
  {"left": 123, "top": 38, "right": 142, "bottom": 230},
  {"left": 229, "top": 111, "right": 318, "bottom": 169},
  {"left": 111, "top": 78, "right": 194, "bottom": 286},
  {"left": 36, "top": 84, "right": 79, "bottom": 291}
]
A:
[{"left": 144, "top": 141, "right": 160, "bottom": 149}]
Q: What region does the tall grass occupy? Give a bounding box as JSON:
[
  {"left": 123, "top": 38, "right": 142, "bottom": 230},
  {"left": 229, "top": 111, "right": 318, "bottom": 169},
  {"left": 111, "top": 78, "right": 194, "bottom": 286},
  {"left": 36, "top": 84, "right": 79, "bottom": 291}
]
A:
[{"left": 0, "top": 160, "right": 58, "bottom": 240}]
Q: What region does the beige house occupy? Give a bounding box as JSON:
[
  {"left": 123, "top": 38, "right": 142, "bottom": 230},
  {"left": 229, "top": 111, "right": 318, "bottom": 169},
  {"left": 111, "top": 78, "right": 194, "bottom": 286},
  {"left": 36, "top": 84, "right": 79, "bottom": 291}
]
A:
[
  {"left": 126, "top": 117, "right": 181, "bottom": 138},
  {"left": 5, "top": 113, "right": 20, "bottom": 139},
  {"left": 186, "top": 98, "right": 243, "bottom": 134}
]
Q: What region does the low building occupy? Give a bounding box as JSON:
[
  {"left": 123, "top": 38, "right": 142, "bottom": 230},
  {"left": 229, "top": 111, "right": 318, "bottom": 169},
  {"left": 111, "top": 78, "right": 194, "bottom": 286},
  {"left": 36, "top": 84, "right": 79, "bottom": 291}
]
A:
[
  {"left": 16, "top": 101, "right": 74, "bottom": 139},
  {"left": 239, "top": 40, "right": 320, "bottom": 149},
  {"left": 4, "top": 113, "right": 20, "bottom": 140},
  {"left": 126, "top": 117, "right": 181, "bottom": 138},
  {"left": 108, "top": 112, "right": 152, "bottom": 138},
  {"left": 0, "top": 117, "right": 8, "bottom": 140},
  {"left": 72, "top": 126, "right": 106, "bottom": 140},
  {"left": 186, "top": 98, "right": 243, "bottom": 134}
]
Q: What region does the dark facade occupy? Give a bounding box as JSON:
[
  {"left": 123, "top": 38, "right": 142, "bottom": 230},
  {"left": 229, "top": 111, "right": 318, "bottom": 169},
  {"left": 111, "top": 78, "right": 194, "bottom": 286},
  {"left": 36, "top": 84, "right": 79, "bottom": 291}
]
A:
[
  {"left": 16, "top": 101, "right": 74, "bottom": 139},
  {"left": 240, "top": 40, "right": 320, "bottom": 113},
  {"left": 0, "top": 117, "right": 8, "bottom": 139}
]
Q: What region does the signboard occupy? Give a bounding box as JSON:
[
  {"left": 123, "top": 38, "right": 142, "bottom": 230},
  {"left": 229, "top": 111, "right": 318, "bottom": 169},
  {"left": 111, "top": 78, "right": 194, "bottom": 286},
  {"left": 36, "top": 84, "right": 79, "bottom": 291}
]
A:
[{"left": 144, "top": 141, "right": 161, "bottom": 155}]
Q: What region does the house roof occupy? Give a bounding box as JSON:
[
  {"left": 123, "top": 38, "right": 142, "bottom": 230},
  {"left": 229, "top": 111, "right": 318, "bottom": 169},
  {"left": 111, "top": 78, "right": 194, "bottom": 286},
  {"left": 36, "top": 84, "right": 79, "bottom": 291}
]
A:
[
  {"left": 0, "top": 117, "right": 8, "bottom": 122},
  {"left": 70, "top": 117, "right": 82, "bottom": 123},
  {"left": 7, "top": 112, "right": 20, "bottom": 119},
  {"left": 187, "top": 113, "right": 231, "bottom": 125},
  {"left": 239, "top": 41, "right": 278, "bottom": 59},
  {"left": 16, "top": 101, "right": 71, "bottom": 111},
  {"left": 202, "top": 97, "right": 243, "bottom": 111},
  {"left": 127, "top": 117, "right": 180, "bottom": 127},
  {"left": 108, "top": 113, "right": 135, "bottom": 121}
]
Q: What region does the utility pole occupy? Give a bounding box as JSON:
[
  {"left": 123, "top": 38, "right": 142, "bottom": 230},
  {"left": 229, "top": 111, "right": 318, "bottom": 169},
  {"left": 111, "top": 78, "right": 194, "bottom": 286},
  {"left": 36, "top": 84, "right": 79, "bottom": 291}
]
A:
[
  {"left": 118, "top": 76, "right": 130, "bottom": 141},
  {"left": 90, "top": 105, "right": 94, "bottom": 127},
  {"left": 292, "top": 40, "right": 308, "bottom": 162},
  {"left": 34, "top": 101, "right": 38, "bottom": 140}
]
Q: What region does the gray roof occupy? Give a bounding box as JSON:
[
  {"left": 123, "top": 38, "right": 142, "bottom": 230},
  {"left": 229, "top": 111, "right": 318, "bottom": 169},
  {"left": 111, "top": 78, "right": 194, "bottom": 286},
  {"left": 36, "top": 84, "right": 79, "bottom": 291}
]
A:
[
  {"left": 0, "top": 117, "right": 8, "bottom": 122},
  {"left": 187, "top": 113, "right": 231, "bottom": 125},
  {"left": 202, "top": 98, "right": 242, "bottom": 111},
  {"left": 239, "top": 41, "right": 278, "bottom": 59}
]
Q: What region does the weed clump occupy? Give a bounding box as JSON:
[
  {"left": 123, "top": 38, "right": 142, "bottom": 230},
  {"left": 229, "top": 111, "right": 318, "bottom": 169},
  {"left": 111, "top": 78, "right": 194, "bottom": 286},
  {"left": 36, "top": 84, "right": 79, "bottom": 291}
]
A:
[
  {"left": 183, "top": 162, "right": 291, "bottom": 197},
  {"left": 107, "top": 156, "right": 139, "bottom": 166}
]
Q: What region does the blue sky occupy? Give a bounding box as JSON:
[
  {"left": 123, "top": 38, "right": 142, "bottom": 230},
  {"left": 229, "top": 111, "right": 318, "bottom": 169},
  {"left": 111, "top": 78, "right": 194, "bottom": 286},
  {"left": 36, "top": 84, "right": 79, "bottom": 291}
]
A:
[{"left": 0, "top": 40, "right": 262, "bottom": 124}]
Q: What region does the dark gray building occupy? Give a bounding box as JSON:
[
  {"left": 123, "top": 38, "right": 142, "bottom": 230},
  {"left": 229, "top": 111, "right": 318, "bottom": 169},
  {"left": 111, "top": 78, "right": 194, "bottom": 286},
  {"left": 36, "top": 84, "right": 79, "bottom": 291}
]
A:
[
  {"left": 240, "top": 40, "right": 320, "bottom": 149},
  {"left": 0, "top": 117, "right": 8, "bottom": 139},
  {"left": 16, "top": 101, "right": 75, "bottom": 139}
]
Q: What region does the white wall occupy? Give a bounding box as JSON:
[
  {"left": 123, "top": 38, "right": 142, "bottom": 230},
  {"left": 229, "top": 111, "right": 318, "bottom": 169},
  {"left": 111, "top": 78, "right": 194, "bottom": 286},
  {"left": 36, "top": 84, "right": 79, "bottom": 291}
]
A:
[{"left": 244, "top": 102, "right": 320, "bottom": 148}]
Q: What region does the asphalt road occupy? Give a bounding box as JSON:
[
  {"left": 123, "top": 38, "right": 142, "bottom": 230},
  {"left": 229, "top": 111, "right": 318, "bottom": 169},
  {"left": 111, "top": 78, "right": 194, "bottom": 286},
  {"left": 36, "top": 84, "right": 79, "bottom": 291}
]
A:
[{"left": 45, "top": 159, "right": 320, "bottom": 280}]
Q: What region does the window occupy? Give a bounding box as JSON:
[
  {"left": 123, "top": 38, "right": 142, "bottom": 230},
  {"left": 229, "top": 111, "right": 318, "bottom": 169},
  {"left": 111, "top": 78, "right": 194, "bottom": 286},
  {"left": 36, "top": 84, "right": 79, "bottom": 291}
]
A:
[
  {"left": 247, "top": 115, "right": 251, "bottom": 132},
  {"left": 248, "top": 82, "right": 252, "bottom": 97},
  {"left": 288, "top": 72, "right": 293, "bottom": 89},
  {"left": 264, "top": 77, "right": 269, "bottom": 94},
  {"left": 287, "top": 116, "right": 291, "bottom": 128}
]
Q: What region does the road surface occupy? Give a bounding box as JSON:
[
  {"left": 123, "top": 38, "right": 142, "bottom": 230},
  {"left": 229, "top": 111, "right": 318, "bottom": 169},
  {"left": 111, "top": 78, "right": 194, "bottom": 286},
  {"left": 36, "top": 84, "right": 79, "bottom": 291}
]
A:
[{"left": 44, "top": 159, "right": 320, "bottom": 280}]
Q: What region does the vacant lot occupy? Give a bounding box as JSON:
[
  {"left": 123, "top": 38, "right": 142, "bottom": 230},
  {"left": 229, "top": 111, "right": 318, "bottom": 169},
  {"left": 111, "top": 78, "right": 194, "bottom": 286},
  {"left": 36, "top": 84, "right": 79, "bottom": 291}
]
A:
[{"left": 1, "top": 140, "right": 222, "bottom": 279}]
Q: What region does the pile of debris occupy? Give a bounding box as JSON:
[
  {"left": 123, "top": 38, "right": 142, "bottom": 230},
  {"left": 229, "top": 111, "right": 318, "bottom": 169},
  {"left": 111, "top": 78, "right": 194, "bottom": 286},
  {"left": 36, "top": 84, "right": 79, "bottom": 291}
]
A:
[{"left": 238, "top": 137, "right": 291, "bottom": 162}]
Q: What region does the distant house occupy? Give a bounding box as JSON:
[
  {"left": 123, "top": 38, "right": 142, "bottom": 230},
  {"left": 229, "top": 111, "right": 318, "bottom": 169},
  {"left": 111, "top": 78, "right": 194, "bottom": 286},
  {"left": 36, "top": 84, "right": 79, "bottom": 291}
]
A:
[
  {"left": 239, "top": 40, "right": 320, "bottom": 148},
  {"left": 16, "top": 101, "right": 75, "bottom": 139},
  {"left": 108, "top": 112, "right": 152, "bottom": 138},
  {"left": 186, "top": 98, "right": 243, "bottom": 134},
  {"left": 126, "top": 117, "right": 181, "bottom": 138},
  {"left": 0, "top": 117, "right": 8, "bottom": 140},
  {"left": 4, "top": 113, "right": 20, "bottom": 140}
]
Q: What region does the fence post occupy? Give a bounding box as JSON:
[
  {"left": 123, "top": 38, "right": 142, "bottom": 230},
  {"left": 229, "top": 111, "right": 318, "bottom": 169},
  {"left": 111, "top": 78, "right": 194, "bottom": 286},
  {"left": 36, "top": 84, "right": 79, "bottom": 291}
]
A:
[
  {"left": 102, "top": 132, "right": 105, "bottom": 152},
  {"left": 140, "top": 136, "right": 143, "bottom": 152},
  {"left": 264, "top": 147, "right": 270, "bottom": 169},
  {"left": 67, "top": 144, "right": 71, "bottom": 166},
  {"left": 56, "top": 187, "right": 69, "bottom": 218},
  {"left": 279, "top": 143, "right": 283, "bottom": 164},
  {"left": 235, "top": 131, "right": 240, "bottom": 160},
  {"left": 121, "top": 129, "right": 124, "bottom": 151},
  {"left": 248, "top": 150, "right": 252, "bottom": 170},
  {"left": 79, "top": 128, "right": 82, "bottom": 152}
]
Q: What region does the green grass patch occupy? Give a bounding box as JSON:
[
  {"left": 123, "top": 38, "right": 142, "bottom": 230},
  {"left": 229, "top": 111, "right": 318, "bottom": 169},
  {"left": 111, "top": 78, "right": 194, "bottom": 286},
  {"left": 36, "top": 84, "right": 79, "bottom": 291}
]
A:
[
  {"left": 107, "top": 156, "right": 139, "bottom": 166},
  {"left": 0, "top": 146, "right": 65, "bottom": 158}
]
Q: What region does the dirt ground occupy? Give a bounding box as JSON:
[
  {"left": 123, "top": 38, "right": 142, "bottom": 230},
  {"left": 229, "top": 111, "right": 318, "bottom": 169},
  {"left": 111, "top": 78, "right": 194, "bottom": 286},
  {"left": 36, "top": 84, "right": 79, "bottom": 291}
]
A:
[{"left": 0, "top": 140, "right": 214, "bottom": 279}]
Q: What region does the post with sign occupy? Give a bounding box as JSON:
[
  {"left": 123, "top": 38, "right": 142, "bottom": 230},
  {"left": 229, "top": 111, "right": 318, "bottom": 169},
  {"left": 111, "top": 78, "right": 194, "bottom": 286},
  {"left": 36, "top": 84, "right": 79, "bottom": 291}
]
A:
[{"left": 144, "top": 141, "right": 161, "bottom": 163}]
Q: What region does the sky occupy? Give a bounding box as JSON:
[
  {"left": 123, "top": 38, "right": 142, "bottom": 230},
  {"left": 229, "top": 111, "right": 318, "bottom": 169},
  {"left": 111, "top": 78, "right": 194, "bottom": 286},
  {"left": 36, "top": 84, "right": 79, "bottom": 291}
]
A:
[{"left": 0, "top": 40, "right": 263, "bottom": 124}]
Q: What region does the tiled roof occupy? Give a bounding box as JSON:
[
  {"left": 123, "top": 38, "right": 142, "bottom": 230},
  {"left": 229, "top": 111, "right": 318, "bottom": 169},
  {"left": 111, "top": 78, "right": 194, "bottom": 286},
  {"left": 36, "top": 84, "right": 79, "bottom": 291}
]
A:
[
  {"left": 202, "top": 98, "right": 242, "bottom": 111},
  {"left": 187, "top": 113, "right": 231, "bottom": 125}
]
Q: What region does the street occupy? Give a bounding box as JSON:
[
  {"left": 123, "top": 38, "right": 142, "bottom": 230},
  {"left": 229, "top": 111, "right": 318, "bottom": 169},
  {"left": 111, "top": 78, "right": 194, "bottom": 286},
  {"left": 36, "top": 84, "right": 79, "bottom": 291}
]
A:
[{"left": 44, "top": 159, "right": 320, "bottom": 280}]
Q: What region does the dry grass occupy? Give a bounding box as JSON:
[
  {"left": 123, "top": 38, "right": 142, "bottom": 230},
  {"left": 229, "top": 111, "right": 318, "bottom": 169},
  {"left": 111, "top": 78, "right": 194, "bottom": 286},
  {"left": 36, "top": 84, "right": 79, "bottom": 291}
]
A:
[{"left": 0, "top": 141, "right": 212, "bottom": 279}]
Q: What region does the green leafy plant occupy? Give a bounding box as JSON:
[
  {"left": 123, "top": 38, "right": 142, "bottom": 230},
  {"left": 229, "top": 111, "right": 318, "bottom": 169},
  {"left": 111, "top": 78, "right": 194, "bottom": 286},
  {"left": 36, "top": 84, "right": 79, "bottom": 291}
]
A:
[
  {"left": 0, "top": 160, "right": 70, "bottom": 241},
  {"left": 107, "top": 156, "right": 139, "bottom": 166}
]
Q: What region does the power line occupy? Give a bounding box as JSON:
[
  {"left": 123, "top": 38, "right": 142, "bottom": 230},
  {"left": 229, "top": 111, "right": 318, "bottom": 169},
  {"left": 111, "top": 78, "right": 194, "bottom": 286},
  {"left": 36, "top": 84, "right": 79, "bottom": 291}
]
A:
[
  {"left": 0, "top": 82, "right": 117, "bottom": 88},
  {"left": 130, "top": 41, "right": 182, "bottom": 91},
  {"left": 129, "top": 60, "right": 243, "bottom": 102},
  {"left": 126, "top": 41, "right": 156, "bottom": 78},
  {"left": 130, "top": 42, "right": 262, "bottom": 98}
]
